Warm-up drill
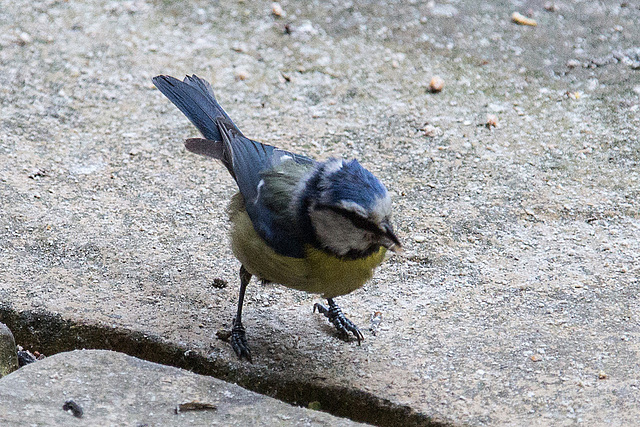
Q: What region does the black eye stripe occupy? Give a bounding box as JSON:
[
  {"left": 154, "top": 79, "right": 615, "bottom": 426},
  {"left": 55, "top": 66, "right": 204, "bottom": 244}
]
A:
[{"left": 318, "top": 205, "right": 382, "bottom": 234}]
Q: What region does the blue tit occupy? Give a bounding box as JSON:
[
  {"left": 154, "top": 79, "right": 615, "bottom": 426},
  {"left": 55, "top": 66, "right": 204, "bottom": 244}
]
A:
[{"left": 153, "top": 75, "right": 401, "bottom": 361}]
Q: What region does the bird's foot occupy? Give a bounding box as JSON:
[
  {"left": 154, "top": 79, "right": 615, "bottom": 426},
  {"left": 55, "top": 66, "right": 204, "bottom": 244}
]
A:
[
  {"left": 314, "top": 300, "right": 364, "bottom": 345},
  {"left": 231, "top": 319, "right": 252, "bottom": 362}
]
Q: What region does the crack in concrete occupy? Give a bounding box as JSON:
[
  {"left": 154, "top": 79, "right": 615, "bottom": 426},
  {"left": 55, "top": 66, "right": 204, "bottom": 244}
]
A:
[{"left": 0, "top": 305, "right": 449, "bottom": 427}]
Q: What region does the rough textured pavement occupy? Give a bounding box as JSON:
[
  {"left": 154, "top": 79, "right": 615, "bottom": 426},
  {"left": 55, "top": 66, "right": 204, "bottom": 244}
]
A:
[
  {"left": 1, "top": 0, "right": 639, "bottom": 425},
  {"left": 0, "top": 349, "right": 365, "bottom": 426}
]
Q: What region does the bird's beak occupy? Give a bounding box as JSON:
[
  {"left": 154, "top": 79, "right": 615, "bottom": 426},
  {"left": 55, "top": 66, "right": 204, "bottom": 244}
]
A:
[{"left": 380, "top": 221, "right": 403, "bottom": 254}]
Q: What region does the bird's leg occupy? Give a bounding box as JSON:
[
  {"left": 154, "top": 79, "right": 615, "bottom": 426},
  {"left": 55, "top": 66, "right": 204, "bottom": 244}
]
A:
[
  {"left": 314, "top": 298, "right": 364, "bottom": 344},
  {"left": 231, "top": 265, "right": 252, "bottom": 362}
]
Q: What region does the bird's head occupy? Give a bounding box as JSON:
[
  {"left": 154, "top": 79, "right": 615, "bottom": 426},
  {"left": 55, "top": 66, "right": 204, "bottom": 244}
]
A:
[{"left": 307, "top": 159, "right": 401, "bottom": 258}]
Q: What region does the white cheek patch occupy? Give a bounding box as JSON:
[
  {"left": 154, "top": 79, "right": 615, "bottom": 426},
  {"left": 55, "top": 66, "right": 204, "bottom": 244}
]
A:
[
  {"left": 310, "top": 209, "right": 373, "bottom": 256},
  {"left": 337, "top": 200, "right": 368, "bottom": 218},
  {"left": 370, "top": 193, "right": 392, "bottom": 223}
]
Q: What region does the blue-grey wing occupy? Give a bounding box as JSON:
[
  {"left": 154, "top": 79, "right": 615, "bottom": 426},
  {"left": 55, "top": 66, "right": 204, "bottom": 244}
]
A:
[
  {"left": 153, "top": 73, "right": 316, "bottom": 257},
  {"left": 216, "top": 118, "right": 315, "bottom": 257}
]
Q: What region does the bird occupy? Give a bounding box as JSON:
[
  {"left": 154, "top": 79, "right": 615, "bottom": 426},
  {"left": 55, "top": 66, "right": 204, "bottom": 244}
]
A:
[{"left": 152, "top": 74, "right": 401, "bottom": 362}]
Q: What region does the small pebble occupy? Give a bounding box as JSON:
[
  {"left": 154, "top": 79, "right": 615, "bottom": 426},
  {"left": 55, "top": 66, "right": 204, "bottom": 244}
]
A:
[
  {"left": 567, "top": 91, "right": 581, "bottom": 100},
  {"left": 429, "top": 75, "right": 445, "bottom": 93},
  {"left": 18, "top": 32, "right": 32, "bottom": 45},
  {"left": 369, "top": 311, "right": 383, "bottom": 336},
  {"left": 424, "top": 124, "right": 443, "bottom": 137},
  {"left": 235, "top": 70, "right": 249, "bottom": 81},
  {"left": 63, "top": 400, "right": 83, "bottom": 418},
  {"left": 271, "top": 2, "right": 284, "bottom": 17},
  {"left": 216, "top": 329, "right": 231, "bottom": 342},
  {"left": 567, "top": 59, "right": 581, "bottom": 69},
  {"left": 413, "top": 234, "right": 427, "bottom": 243},
  {"left": 212, "top": 278, "right": 227, "bottom": 289},
  {"left": 598, "top": 370, "right": 608, "bottom": 380},
  {"left": 486, "top": 114, "right": 499, "bottom": 128}
]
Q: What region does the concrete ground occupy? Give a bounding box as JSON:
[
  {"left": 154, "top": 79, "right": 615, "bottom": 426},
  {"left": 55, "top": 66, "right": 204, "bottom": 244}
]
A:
[{"left": 1, "top": 0, "right": 639, "bottom": 425}]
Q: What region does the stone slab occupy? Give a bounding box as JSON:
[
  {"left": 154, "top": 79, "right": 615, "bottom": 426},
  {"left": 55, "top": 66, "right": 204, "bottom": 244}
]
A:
[{"left": 0, "top": 350, "right": 364, "bottom": 426}]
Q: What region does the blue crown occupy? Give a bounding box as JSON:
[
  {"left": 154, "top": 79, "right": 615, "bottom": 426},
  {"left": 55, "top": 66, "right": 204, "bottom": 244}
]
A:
[{"left": 325, "top": 159, "right": 388, "bottom": 209}]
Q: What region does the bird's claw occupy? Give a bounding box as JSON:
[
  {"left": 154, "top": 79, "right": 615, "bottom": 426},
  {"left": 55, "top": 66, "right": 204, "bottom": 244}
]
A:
[
  {"left": 231, "top": 320, "right": 252, "bottom": 362},
  {"left": 314, "top": 301, "right": 364, "bottom": 345}
]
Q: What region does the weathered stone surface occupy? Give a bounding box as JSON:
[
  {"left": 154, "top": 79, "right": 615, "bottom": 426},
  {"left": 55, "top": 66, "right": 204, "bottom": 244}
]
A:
[
  {"left": 0, "top": 350, "right": 364, "bottom": 426},
  {"left": 0, "top": 0, "right": 638, "bottom": 426},
  {"left": 0, "top": 323, "right": 18, "bottom": 378}
]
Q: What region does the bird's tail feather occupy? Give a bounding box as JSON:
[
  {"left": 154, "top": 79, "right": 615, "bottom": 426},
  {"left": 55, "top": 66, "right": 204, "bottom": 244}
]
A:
[{"left": 152, "top": 74, "right": 241, "bottom": 142}]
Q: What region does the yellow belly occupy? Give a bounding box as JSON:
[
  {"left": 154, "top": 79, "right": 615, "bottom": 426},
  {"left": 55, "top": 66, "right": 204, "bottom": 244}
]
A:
[
  {"left": 227, "top": 194, "right": 386, "bottom": 298},
  {"left": 302, "top": 245, "right": 387, "bottom": 297}
]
